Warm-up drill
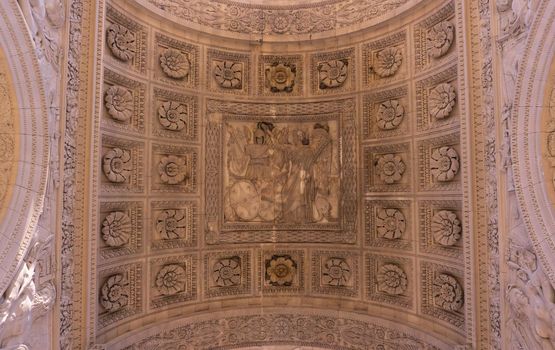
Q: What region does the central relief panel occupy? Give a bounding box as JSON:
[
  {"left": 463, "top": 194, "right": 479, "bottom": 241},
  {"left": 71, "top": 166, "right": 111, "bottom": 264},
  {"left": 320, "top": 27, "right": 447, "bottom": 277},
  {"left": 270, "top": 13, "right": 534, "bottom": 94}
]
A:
[{"left": 206, "top": 100, "right": 357, "bottom": 244}]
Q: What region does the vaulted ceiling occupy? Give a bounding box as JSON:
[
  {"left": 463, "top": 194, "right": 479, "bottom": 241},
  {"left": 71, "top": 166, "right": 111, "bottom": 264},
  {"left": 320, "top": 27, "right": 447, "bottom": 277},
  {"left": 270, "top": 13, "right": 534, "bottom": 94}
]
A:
[{"left": 94, "top": 0, "right": 467, "bottom": 348}]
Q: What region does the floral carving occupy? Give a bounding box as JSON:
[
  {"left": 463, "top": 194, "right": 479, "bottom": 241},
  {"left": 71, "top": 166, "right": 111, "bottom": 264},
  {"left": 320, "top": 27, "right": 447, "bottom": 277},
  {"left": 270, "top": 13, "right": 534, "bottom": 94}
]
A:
[
  {"left": 376, "top": 208, "right": 406, "bottom": 240},
  {"left": 106, "top": 23, "right": 135, "bottom": 61},
  {"left": 102, "top": 148, "right": 132, "bottom": 183},
  {"left": 266, "top": 255, "right": 296, "bottom": 287},
  {"left": 428, "top": 20, "right": 454, "bottom": 58},
  {"left": 433, "top": 273, "right": 463, "bottom": 311},
  {"left": 158, "top": 155, "right": 188, "bottom": 185},
  {"left": 266, "top": 63, "right": 295, "bottom": 92},
  {"left": 322, "top": 258, "right": 351, "bottom": 287},
  {"left": 101, "top": 211, "right": 131, "bottom": 247},
  {"left": 429, "top": 83, "right": 456, "bottom": 120},
  {"left": 100, "top": 274, "right": 129, "bottom": 312},
  {"left": 376, "top": 154, "right": 406, "bottom": 184},
  {"left": 318, "top": 59, "right": 348, "bottom": 89},
  {"left": 155, "top": 264, "right": 186, "bottom": 295},
  {"left": 158, "top": 101, "right": 188, "bottom": 131},
  {"left": 214, "top": 61, "right": 242, "bottom": 89},
  {"left": 430, "top": 146, "right": 460, "bottom": 182},
  {"left": 377, "top": 264, "right": 407, "bottom": 295},
  {"left": 104, "top": 85, "right": 133, "bottom": 122},
  {"left": 156, "top": 209, "right": 187, "bottom": 239},
  {"left": 212, "top": 257, "right": 241, "bottom": 287},
  {"left": 373, "top": 47, "right": 402, "bottom": 78},
  {"left": 160, "top": 48, "right": 190, "bottom": 79},
  {"left": 377, "top": 99, "right": 404, "bottom": 130},
  {"left": 432, "top": 210, "right": 462, "bottom": 246}
]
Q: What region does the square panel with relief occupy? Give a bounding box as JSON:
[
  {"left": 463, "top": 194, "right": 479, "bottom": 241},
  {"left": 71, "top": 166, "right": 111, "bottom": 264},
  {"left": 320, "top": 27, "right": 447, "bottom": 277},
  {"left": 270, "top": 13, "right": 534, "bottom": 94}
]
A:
[
  {"left": 417, "top": 132, "right": 461, "bottom": 192},
  {"left": 149, "top": 254, "right": 197, "bottom": 310},
  {"left": 420, "top": 261, "right": 465, "bottom": 331},
  {"left": 364, "top": 142, "right": 411, "bottom": 193},
  {"left": 310, "top": 47, "right": 355, "bottom": 95},
  {"left": 98, "top": 200, "right": 144, "bottom": 261},
  {"left": 364, "top": 199, "right": 413, "bottom": 252},
  {"left": 153, "top": 32, "right": 199, "bottom": 89},
  {"left": 258, "top": 249, "right": 305, "bottom": 295},
  {"left": 415, "top": 65, "right": 459, "bottom": 132},
  {"left": 363, "top": 85, "right": 409, "bottom": 140},
  {"left": 150, "top": 143, "right": 198, "bottom": 193},
  {"left": 205, "top": 112, "right": 357, "bottom": 244},
  {"left": 100, "top": 135, "right": 144, "bottom": 193},
  {"left": 365, "top": 253, "right": 414, "bottom": 311},
  {"left": 311, "top": 250, "right": 359, "bottom": 298},
  {"left": 150, "top": 200, "right": 198, "bottom": 251},
  {"left": 418, "top": 199, "right": 463, "bottom": 260},
  {"left": 258, "top": 54, "right": 303, "bottom": 96},
  {"left": 413, "top": 2, "right": 456, "bottom": 73},
  {"left": 362, "top": 30, "right": 408, "bottom": 87},
  {"left": 152, "top": 87, "right": 198, "bottom": 142},
  {"left": 97, "top": 263, "right": 142, "bottom": 329},
  {"left": 204, "top": 250, "right": 252, "bottom": 299},
  {"left": 104, "top": 5, "right": 147, "bottom": 74},
  {"left": 207, "top": 48, "right": 250, "bottom": 95},
  {"left": 102, "top": 68, "right": 145, "bottom": 135}
]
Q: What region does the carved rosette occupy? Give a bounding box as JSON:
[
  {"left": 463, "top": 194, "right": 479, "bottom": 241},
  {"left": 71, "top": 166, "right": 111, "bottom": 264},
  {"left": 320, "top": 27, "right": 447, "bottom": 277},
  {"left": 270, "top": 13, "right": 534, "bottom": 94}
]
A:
[
  {"left": 212, "top": 257, "right": 241, "bottom": 287},
  {"left": 266, "top": 255, "right": 296, "bottom": 287},
  {"left": 106, "top": 23, "right": 136, "bottom": 61},
  {"left": 266, "top": 63, "right": 295, "bottom": 92},
  {"left": 160, "top": 48, "right": 190, "bottom": 79},
  {"left": 432, "top": 210, "right": 461, "bottom": 246},
  {"left": 158, "top": 101, "right": 188, "bottom": 131},
  {"left": 158, "top": 155, "right": 188, "bottom": 185},
  {"left": 318, "top": 60, "right": 348, "bottom": 89},
  {"left": 428, "top": 21, "right": 454, "bottom": 58},
  {"left": 373, "top": 47, "right": 403, "bottom": 78},
  {"left": 101, "top": 211, "right": 131, "bottom": 247},
  {"left": 105, "top": 85, "right": 133, "bottom": 122},
  {"left": 156, "top": 209, "right": 187, "bottom": 239},
  {"left": 377, "top": 100, "right": 404, "bottom": 130},
  {"left": 322, "top": 258, "right": 351, "bottom": 287},
  {"left": 376, "top": 208, "right": 406, "bottom": 240},
  {"left": 377, "top": 264, "right": 407, "bottom": 295},
  {"left": 433, "top": 273, "right": 463, "bottom": 311},
  {"left": 430, "top": 146, "right": 459, "bottom": 182},
  {"left": 100, "top": 274, "right": 129, "bottom": 312},
  {"left": 155, "top": 264, "right": 186, "bottom": 295},
  {"left": 214, "top": 61, "right": 242, "bottom": 89},
  {"left": 102, "top": 148, "right": 132, "bottom": 183},
  {"left": 376, "top": 154, "right": 406, "bottom": 184},
  {"left": 429, "top": 83, "right": 456, "bottom": 120}
]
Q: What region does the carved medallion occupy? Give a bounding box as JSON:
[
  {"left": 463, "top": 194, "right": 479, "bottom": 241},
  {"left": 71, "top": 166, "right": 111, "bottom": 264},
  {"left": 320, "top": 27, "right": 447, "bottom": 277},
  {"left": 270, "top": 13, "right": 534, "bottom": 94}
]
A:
[
  {"left": 377, "top": 264, "right": 407, "bottom": 295},
  {"left": 105, "top": 85, "right": 133, "bottom": 122},
  {"left": 101, "top": 211, "right": 131, "bottom": 247},
  {"left": 160, "top": 48, "right": 190, "bottom": 79},
  {"left": 430, "top": 146, "right": 459, "bottom": 182},
  {"left": 102, "top": 148, "right": 132, "bottom": 183},
  {"left": 155, "top": 264, "right": 186, "bottom": 295},
  {"left": 100, "top": 274, "right": 129, "bottom": 312},
  {"left": 433, "top": 273, "right": 463, "bottom": 311},
  {"left": 373, "top": 47, "right": 403, "bottom": 78},
  {"left": 106, "top": 23, "right": 136, "bottom": 61},
  {"left": 318, "top": 60, "right": 348, "bottom": 89},
  {"left": 429, "top": 83, "right": 456, "bottom": 120},
  {"left": 432, "top": 210, "right": 461, "bottom": 246},
  {"left": 428, "top": 20, "right": 454, "bottom": 58},
  {"left": 377, "top": 99, "right": 404, "bottom": 130}
]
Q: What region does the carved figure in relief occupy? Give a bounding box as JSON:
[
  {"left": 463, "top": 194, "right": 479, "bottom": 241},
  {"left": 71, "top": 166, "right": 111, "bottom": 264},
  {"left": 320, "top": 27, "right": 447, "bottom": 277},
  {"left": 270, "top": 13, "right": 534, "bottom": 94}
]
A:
[
  {"left": 507, "top": 242, "right": 555, "bottom": 349},
  {"left": 224, "top": 121, "right": 339, "bottom": 224}
]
